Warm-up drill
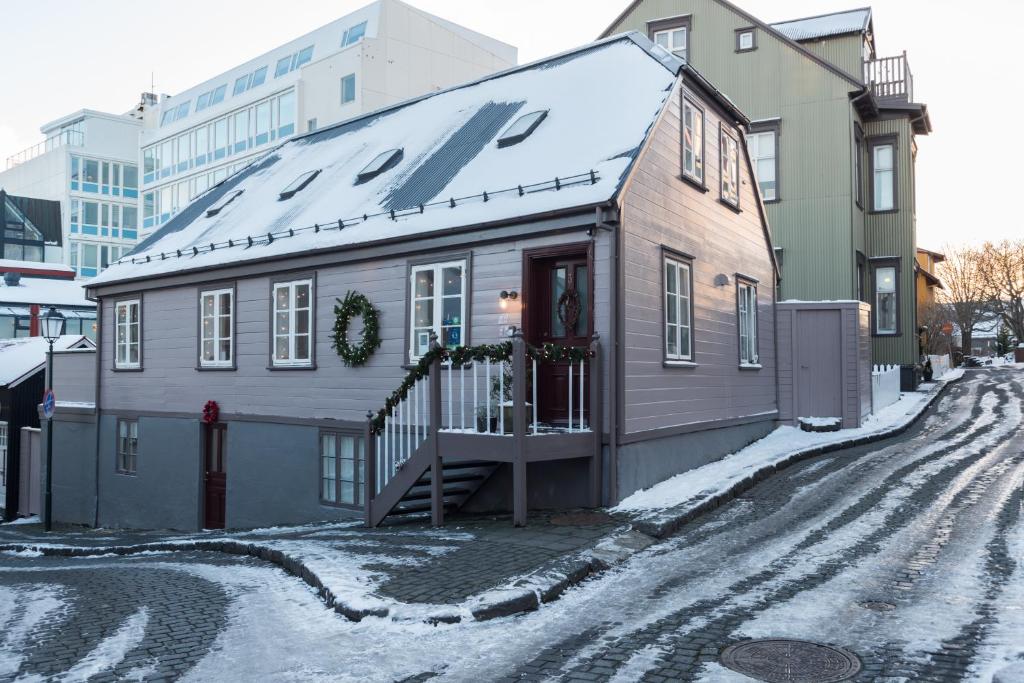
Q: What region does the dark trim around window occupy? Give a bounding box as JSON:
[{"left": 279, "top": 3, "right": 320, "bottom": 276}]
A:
[
  {"left": 403, "top": 252, "right": 473, "bottom": 368},
  {"left": 867, "top": 134, "right": 899, "bottom": 214},
  {"left": 660, "top": 246, "right": 697, "bottom": 367},
  {"left": 719, "top": 123, "right": 741, "bottom": 211},
  {"left": 869, "top": 257, "right": 902, "bottom": 337},
  {"left": 196, "top": 281, "right": 238, "bottom": 371},
  {"left": 748, "top": 119, "right": 780, "bottom": 203},
  {"left": 647, "top": 14, "right": 692, "bottom": 56},
  {"left": 111, "top": 294, "right": 144, "bottom": 372},
  {"left": 267, "top": 271, "right": 318, "bottom": 370},
  {"left": 318, "top": 428, "right": 365, "bottom": 509},
  {"left": 854, "top": 123, "right": 865, "bottom": 210},
  {"left": 735, "top": 26, "right": 757, "bottom": 52},
  {"left": 115, "top": 417, "right": 139, "bottom": 475},
  {"left": 735, "top": 275, "right": 760, "bottom": 368},
  {"left": 680, "top": 91, "right": 707, "bottom": 192}
]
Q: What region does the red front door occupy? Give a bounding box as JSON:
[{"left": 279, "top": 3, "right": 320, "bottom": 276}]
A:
[
  {"left": 203, "top": 423, "right": 227, "bottom": 529},
  {"left": 525, "top": 250, "right": 591, "bottom": 427}
]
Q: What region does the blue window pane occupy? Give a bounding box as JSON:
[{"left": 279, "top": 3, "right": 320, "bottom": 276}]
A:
[
  {"left": 275, "top": 56, "right": 291, "bottom": 77},
  {"left": 123, "top": 189, "right": 138, "bottom": 199},
  {"left": 233, "top": 75, "right": 249, "bottom": 96},
  {"left": 250, "top": 66, "right": 267, "bottom": 88},
  {"left": 343, "top": 21, "right": 366, "bottom": 46},
  {"left": 210, "top": 85, "right": 226, "bottom": 105},
  {"left": 71, "top": 182, "right": 79, "bottom": 191},
  {"left": 294, "top": 45, "right": 314, "bottom": 69},
  {"left": 70, "top": 224, "right": 78, "bottom": 233},
  {"left": 278, "top": 123, "right": 294, "bottom": 138},
  {"left": 341, "top": 74, "right": 356, "bottom": 104},
  {"left": 122, "top": 230, "right": 137, "bottom": 240},
  {"left": 82, "top": 183, "right": 98, "bottom": 193},
  {"left": 82, "top": 225, "right": 98, "bottom": 236},
  {"left": 160, "top": 109, "right": 175, "bottom": 126},
  {"left": 175, "top": 101, "right": 190, "bottom": 120},
  {"left": 196, "top": 92, "right": 211, "bottom": 111}
]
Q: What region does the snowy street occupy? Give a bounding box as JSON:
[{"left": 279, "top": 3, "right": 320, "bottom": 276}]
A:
[{"left": 1, "top": 367, "right": 1022, "bottom": 682}]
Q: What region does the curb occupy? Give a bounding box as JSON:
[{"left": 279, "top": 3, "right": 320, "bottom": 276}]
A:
[{"left": 0, "top": 376, "right": 961, "bottom": 625}]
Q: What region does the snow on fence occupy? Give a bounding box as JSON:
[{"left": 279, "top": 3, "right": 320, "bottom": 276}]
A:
[
  {"left": 927, "top": 354, "right": 950, "bottom": 378},
  {"left": 872, "top": 364, "right": 901, "bottom": 413}
]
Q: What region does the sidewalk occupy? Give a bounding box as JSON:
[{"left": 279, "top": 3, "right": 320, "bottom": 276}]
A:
[{"left": 0, "top": 370, "right": 963, "bottom": 624}]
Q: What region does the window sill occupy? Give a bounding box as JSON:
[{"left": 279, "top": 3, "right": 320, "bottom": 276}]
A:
[
  {"left": 763, "top": 197, "right": 780, "bottom": 205},
  {"left": 868, "top": 208, "right": 898, "bottom": 215},
  {"left": 734, "top": 47, "right": 757, "bottom": 54},
  {"left": 664, "top": 360, "right": 698, "bottom": 368},
  {"left": 718, "top": 198, "right": 742, "bottom": 214},
  {"left": 114, "top": 471, "right": 137, "bottom": 477},
  {"left": 196, "top": 365, "right": 237, "bottom": 372},
  {"left": 112, "top": 366, "right": 143, "bottom": 373},
  {"left": 267, "top": 363, "right": 317, "bottom": 371},
  {"left": 680, "top": 174, "right": 708, "bottom": 193},
  {"left": 872, "top": 332, "right": 901, "bottom": 338},
  {"left": 739, "top": 363, "right": 763, "bottom": 370}
]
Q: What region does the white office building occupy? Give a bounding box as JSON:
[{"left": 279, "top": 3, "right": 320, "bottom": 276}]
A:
[
  {"left": 139, "top": 0, "right": 517, "bottom": 237},
  {"left": 0, "top": 110, "right": 143, "bottom": 277}
]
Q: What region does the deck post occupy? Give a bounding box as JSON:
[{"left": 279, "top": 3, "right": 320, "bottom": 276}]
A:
[
  {"left": 588, "top": 335, "right": 602, "bottom": 508},
  {"left": 428, "top": 333, "right": 444, "bottom": 527},
  {"left": 511, "top": 329, "right": 528, "bottom": 526},
  {"left": 363, "top": 411, "right": 376, "bottom": 527}
]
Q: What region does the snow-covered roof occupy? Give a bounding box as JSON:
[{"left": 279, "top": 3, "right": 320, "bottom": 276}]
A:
[
  {"left": 771, "top": 8, "right": 872, "bottom": 41},
  {"left": 0, "top": 259, "right": 74, "bottom": 275},
  {"left": 91, "top": 35, "right": 681, "bottom": 288},
  {"left": 0, "top": 335, "right": 93, "bottom": 387},
  {"left": 0, "top": 277, "right": 94, "bottom": 308}
]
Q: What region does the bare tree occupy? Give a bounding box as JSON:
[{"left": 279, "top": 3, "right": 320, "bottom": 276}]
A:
[
  {"left": 979, "top": 240, "right": 1024, "bottom": 343},
  {"left": 918, "top": 301, "right": 955, "bottom": 355},
  {"left": 937, "top": 244, "right": 989, "bottom": 357}
]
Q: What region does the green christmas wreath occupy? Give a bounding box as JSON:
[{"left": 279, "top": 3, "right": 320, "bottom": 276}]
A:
[{"left": 332, "top": 290, "right": 381, "bottom": 367}]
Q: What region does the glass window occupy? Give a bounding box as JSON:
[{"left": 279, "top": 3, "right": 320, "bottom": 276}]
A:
[
  {"left": 280, "top": 170, "right": 320, "bottom": 200},
  {"left": 214, "top": 118, "right": 229, "bottom": 159},
  {"left": 854, "top": 132, "right": 864, "bottom": 208},
  {"left": 356, "top": 148, "right": 401, "bottom": 182},
  {"left": 747, "top": 130, "right": 777, "bottom": 201},
  {"left": 83, "top": 201, "right": 98, "bottom": 225},
  {"left": 234, "top": 110, "right": 249, "bottom": 152},
  {"left": 70, "top": 199, "right": 80, "bottom": 225},
  {"left": 720, "top": 128, "right": 740, "bottom": 207},
  {"left": 654, "top": 26, "right": 687, "bottom": 59},
  {"left": 664, "top": 256, "right": 693, "bottom": 361},
  {"left": 160, "top": 141, "right": 173, "bottom": 172},
  {"left": 320, "top": 433, "right": 364, "bottom": 506},
  {"left": 409, "top": 260, "right": 466, "bottom": 360},
  {"left": 233, "top": 74, "right": 250, "bottom": 96},
  {"left": 143, "top": 148, "right": 156, "bottom": 178},
  {"left": 210, "top": 84, "right": 227, "bottom": 106},
  {"left": 71, "top": 156, "right": 80, "bottom": 183},
  {"left": 200, "top": 288, "right": 233, "bottom": 366},
  {"left": 873, "top": 143, "right": 895, "bottom": 211},
  {"left": 294, "top": 45, "right": 314, "bottom": 69},
  {"left": 123, "top": 165, "right": 138, "bottom": 190},
  {"left": 278, "top": 91, "right": 296, "bottom": 137},
  {"left": 250, "top": 66, "right": 268, "bottom": 88},
  {"left": 275, "top": 55, "right": 292, "bottom": 77},
  {"left": 875, "top": 266, "right": 897, "bottom": 334},
  {"left": 738, "top": 282, "right": 758, "bottom": 364},
  {"left": 196, "top": 91, "right": 211, "bottom": 111},
  {"left": 272, "top": 279, "right": 313, "bottom": 366},
  {"left": 195, "top": 126, "right": 209, "bottom": 165},
  {"left": 175, "top": 100, "right": 190, "bottom": 120},
  {"left": 737, "top": 30, "right": 755, "bottom": 51},
  {"left": 84, "top": 159, "right": 99, "bottom": 183},
  {"left": 496, "top": 110, "right": 548, "bottom": 148},
  {"left": 255, "top": 101, "right": 271, "bottom": 146},
  {"left": 160, "top": 109, "right": 175, "bottom": 126},
  {"left": 123, "top": 205, "right": 138, "bottom": 231},
  {"left": 114, "top": 299, "right": 141, "bottom": 369},
  {"left": 340, "top": 74, "right": 356, "bottom": 104},
  {"left": 116, "top": 419, "right": 138, "bottom": 474},
  {"left": 177, "top": 136, "right": 190, "bottom": 172},
  {"left": 343, "top": 21, "right": 367, "bottom": 46},
  {"left": 682, "top": 97, "right": 703, "bottom": 183}
]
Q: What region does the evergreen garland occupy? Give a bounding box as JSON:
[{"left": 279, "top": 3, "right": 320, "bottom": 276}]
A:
[{"left": 332, "top": 291, "right": 382, "bottom": 367}]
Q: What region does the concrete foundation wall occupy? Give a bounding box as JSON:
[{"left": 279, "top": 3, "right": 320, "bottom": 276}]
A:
[
  {"left": 461, "top": 458, "right": 592, "bottom": 514},
  {"left": 49, "top": 417, "right": 97, "bottom": 526}
]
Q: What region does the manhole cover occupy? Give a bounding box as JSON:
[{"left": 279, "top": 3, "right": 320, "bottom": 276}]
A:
[
  {"left": 859, "top": 600, "right": 895, "bottom": 612},
  {"left": 549, "top": 511, "right": 613, "bottom": 526},
  {"left": 720, "top": 639, "right": 862, "bottom": 683}
]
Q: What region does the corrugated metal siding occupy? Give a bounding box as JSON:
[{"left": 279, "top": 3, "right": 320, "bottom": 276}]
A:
[
  {"left": 609, "top": 0, "right": 859, "bottom": 303},
  {"left": 800, "top": 35, "right": 865, "bottom": 82},
  {"left": 619, "top": 79, "right": 778, "bottom": 435},
  {"left": 864, "top": 116, "right": 917, "bottom": 365}
]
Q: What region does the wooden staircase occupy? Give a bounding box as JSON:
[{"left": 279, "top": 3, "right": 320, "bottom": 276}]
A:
[{"left": 385, "top": 461, "right": 499, "bottom": 519}]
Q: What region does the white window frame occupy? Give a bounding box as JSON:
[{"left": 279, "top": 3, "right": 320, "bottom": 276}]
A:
[
  {"left": 200, "top": 288, "right": 234, "bottom": 367},
  {"left": 738, "top": 281, "right": 759, "bottom": 365},
  {"left": 682, "top": 97, "right": 704, "bottom": 184},
  {"left": 664, "top": 256, "right": 694, "bottom": 362},
  {"left": 747, "top": 130, "right": 777, "bottom": 201},
  {"left": 720, "top": 127, "right": 740, "bottom": 207},
  {"left": 409, "top": 260, "right": 468, "bottom": 362},
  {"left": 114, "top": 299, "right": 141, "bottom": 369},
  {"left": 872, "top": 142, "right": 895, "bottom": 211},
  {"left": 654, "top": 26, "right": 688, "bottom": 59},
  {"left": 737, "top": 30, "right": 755, "bottom": 51},
  {"left": 272, "top": 279, "right": 314, "bottom": 367},
  {"left": 875, "top": 266, "right": 898, "bottom": 334},
  {"left": 320, "top": 431, "right": 364, "bottom": 507}
]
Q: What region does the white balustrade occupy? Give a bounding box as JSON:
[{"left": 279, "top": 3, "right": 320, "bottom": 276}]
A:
[{"left": 871, "top": 364, "right": 901, "bottom": 413}]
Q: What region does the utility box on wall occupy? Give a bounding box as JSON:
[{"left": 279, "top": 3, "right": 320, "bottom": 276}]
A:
[{"left": 776, "top": 301, "right": 872, "bottom": 429}]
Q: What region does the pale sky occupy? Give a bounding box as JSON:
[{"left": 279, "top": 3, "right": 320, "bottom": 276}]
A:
[{"left": 1, "top": 0, "right": 1020, "bottom": 250}]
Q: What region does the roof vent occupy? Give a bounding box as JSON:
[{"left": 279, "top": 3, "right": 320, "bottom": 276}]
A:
[
  {"left": 497, "top": 110, "right": 549, "bottom": 148},
  {"left": 3, "top": 272, "right": 21, "bottom": 287},
  {"left": 206, "top": 189, "right": 244, "bottom": 218},
  {"left": 356, "top": 149, "right": 403, "bottom": 184},
  {"left": 280, "top": 170, "right": 321, "bottom": 201}
]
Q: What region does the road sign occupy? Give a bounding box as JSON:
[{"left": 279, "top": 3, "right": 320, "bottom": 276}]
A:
[
  {"left": 941, "top": 322, "right": 953, "bottom": 335},
  {"left": 42, "top": 389, "right": 55, "bottom": 419}
]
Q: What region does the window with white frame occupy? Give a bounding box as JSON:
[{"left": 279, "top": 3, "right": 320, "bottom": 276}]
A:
[
  {"left": 114, "top": 299, "right": 141, "bottom": 369},
  {"left": 747, "top": 129, "right": 777, "bottom": 201},
  {"left": 720, "top": 128, "right": 740, "bottom": 207},
  {"left": 664, "top": 256, "right": 693, "bottom": 361},
  {"left": 272, "top": 279, "right": 313, "bottom": 366},
  {"left": 872, "top": 142, "right": 895, "bottom": 211},
  {"left": 410, "top": 260, "right": 467, "bottom": 360},
  {"left": 875, "top": 266, "right": 898, "bottom": 334},
  {"left": 738, "top": 281, "right": 758, "bottom": 364},
  {"left": 736, "top": 29, "right": 756, "bottom": 51},
  {"left": 654, "top": 26, "right": 688, "bottom": 60},
  {"left": 682, "top": 97, "right": 704, "bottom": 183},
  {"left": 117, "top": 419, "right": 138, "bottom": 474},
  {"left": 0, "top": 421, "right": 7, "bottom": 488},
  {"left": 320, "top": 432, "right": 364, "bottom": 506},
  {"left": 200, "top": 288, "right": 233, "bottom": 367}
]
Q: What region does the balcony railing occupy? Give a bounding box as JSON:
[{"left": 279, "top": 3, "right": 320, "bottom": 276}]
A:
[
  {"left": 6, "top": 129, "right": 85, "bottom": 169},
  {"left": 864, "top": 52, "right": 914, "bottom": 104}
]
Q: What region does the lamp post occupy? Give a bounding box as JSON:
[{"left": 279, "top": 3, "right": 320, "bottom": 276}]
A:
[{"left": 40, "top": 306, "right": 64, "bottom": 532}]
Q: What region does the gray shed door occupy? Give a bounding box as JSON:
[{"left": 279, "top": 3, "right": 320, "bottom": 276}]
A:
[{"left": 796, "top": 310, "right": 842, "bottom": 419}]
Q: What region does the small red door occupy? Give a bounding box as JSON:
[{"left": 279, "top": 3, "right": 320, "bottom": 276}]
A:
[
  {"left": 203, "top": 423, "right": 227, "bottom": 529},
  {"left": 526, "top": 251, "right": 591, "bottom": 427}
]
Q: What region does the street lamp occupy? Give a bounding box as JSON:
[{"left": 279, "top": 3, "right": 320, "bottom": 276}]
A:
[{"left": 40, "top": 306, "right": 64, "bottom": 532}]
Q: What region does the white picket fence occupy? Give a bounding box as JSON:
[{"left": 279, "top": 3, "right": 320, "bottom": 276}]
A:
[
  {"left": 927, "top": 354, "right": 951, "bottom": 378},
  {"left": 872, "top": 364, "right": 901, "bottom": 413}
]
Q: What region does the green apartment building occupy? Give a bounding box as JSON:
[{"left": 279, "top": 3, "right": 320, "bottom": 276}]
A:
[{"left": 603, "top": 2, "right": 931, "bottom": 366}]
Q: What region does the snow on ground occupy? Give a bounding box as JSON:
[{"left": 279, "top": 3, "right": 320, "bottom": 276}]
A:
[
  {"left": 59, "top": 607, "right": 149, "bottom": 683},
  {"left": 615, "top": 372, "right": 962, "bottom": 515},
  {"left": 1, "top": 516, "right": 40, "bottom": 526},
  {"left": 0, "top": 586, "right": 65, "bottom": 678}
]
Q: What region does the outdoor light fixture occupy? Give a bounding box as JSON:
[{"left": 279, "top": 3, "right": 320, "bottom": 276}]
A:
[
  {"left": 499, "top": 290, "right": 519, "bottom": 309},
  {"left": 714, "top": 274, "right": 731, "bottom": 288},
  {"left": 40, "top": 306, "right": 64, "bottom": 533},
  {"left": 41, "top": 306, "right": 65, "bottom": 343}
]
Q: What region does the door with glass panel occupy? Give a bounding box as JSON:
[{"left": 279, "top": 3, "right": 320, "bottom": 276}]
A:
[{"left": 203, "top": 423, "right": 227, "bottom": 529}]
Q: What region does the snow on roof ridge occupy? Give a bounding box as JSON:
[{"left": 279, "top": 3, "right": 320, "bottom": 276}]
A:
[{"left": 770, "top": 7, "right": 872, "bottom": 41}]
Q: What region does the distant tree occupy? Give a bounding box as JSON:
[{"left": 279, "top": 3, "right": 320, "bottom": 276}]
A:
[
  {"left": 995, "top": 324, "right": 1015, "bottom": 356},
  {"left": 979, "top": 240, "right": 1024, "bottom": 343},
  {"left": 938, "top": 245, "right": 989, "bottom": 358},
  {"left": 918, "top": 301, "right": 954, "bottom": 355}
]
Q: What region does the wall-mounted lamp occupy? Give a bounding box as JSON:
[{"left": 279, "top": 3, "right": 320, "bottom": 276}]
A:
[
  {"left": 499, "top": 290, "right": 519, "bottom": 309},
  {"left": 713, "top": 274, "right": 731, "bottom": 288}
]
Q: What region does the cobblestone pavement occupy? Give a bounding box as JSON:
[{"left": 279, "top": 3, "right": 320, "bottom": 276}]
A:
[{"left": 0, "top": 368, "right": 1020, "bottom": 682}]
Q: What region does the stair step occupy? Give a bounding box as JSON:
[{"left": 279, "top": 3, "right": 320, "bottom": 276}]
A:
[
  {"left": 390, "top": 501, "right": 459, "bottom": 516},
  {"left": 442, "top": 460, "right": 496, "bottom": 470},
  {"left": 400, "top": 486, "right": 473, "bottom": 502},
  {"left": 414, "top": 472, "right": 488, "bottom": 486}
]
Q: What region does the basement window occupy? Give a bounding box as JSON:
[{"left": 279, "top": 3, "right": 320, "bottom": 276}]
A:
[
  {"left": 356, "top": 148, "right": 403, "bottom": 184},
  {"left": 206, "top": 189, "right": 244, "bottom": 217},
  {"left": 280, "top": 170, "right": 321, "bottom": 200},
  {"left": 497, "top": 110, "right": 548, "bottom": 148}
]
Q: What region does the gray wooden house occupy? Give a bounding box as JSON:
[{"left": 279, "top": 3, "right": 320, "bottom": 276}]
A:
[{"left": 69, "top": 34, "right": 779, "bottom": 531}]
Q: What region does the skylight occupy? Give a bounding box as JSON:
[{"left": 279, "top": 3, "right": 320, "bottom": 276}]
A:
[
  {"left": 342, "top": 21, "right": 367, "bottom": 46},
  {"left": 206, "top": 189, "right": 244, "bottom": 217},
  {"left": 356, "top": 149, "right": 403, "bottom": 184},
  {"left": 279, "top": 170, "right": 321, "bottom": 200},
  {"left": 497, "top": 110, "right": 549, "bottom": 148}
]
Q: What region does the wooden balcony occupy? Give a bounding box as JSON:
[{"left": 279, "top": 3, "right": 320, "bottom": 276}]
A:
[{"left": 864, "top": 52, "right": 914, "bottom": 104}]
